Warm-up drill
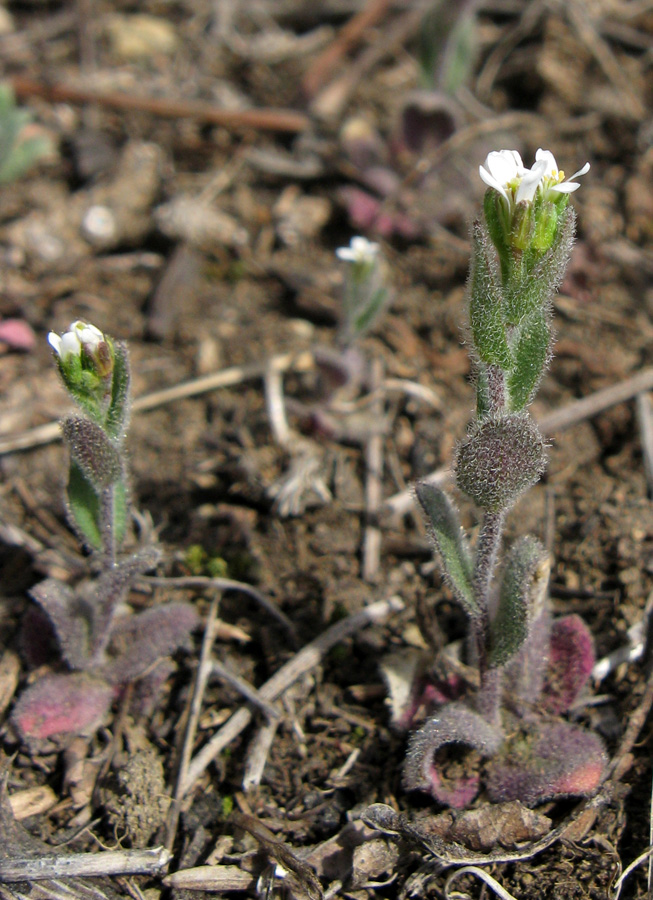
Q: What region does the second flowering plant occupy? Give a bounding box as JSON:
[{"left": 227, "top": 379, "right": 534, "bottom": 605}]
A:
[{"left": 391, "top": 149, "right": 607, "bottom": 809}]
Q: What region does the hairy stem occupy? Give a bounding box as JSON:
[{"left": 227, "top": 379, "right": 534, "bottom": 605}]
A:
[{"left": 472, "top": 508, "right": 505, "bottom": 722}]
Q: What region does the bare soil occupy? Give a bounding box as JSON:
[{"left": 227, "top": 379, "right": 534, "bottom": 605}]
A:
[{"left": 0, "top": 2, "right": 652, "bottom": 899}]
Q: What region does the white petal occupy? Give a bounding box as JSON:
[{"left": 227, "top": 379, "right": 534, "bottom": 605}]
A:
[
  {"left": 336, "top": 247, "right": 355, "bottom": 261},
  {"left": 567, "top": 162, "right": 590, "bottom": 180},
  {"left": 515, "top": 160, "right": 546, "bottom": 204},
  {"left": 550, "top": 182, "right": 581, "bottom": 193},
  {"left": 479, "top": 165, "right": 509, "bottom": 203},
  {"left": 484, "top": 150, "right": 523, "bottom": 184},
  {"left": 534, "top": 149, "right": 558, "bottom": 177},
  {"left": 61, "top": 331, "right": 82, "bottom": 357},
  {"left": 47, "top": 332, "right": 62, "bottom": 356}
]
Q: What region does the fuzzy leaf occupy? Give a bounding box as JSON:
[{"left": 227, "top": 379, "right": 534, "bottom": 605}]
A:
[
  {"left": 543, "top": 614, "right": 595, "bottom": 714},
  {"left": 67, "top": 460, "right": 103, "bottom": 550},
  {"left": 11, "top": 672, "right": 114, "bottom": 744},
  {"left": 454, "top": 413, "right": 547, "bottom": 512},
  {"left": 506, "top": 309, "right": 551, "bottom": 412},
  {"left": 468, "top": 220, "right": 511, "bottom": 368},
  {"left": 29, "top": 578, "right": 93, "bottom": 669},
  {"left": 62, "top": 415, "right": 122, "bottom": 489},
  {"left": 486, "top": 720, "right": 607, "bottom": 807},
  {"left": 85, "top": 546, "right": 162, "bottom": 660},
  {"left": 102, "top": 602, "right": 200, "bottom": 684},
  {"left": 403, "top": 702, "right": 503, "bottom": 807},
  {"left": 104, "top": 340, "right": 131, "bottom": 441},
  {"left": 489, "top": 536, "right": 549, "bottom": 668},
  {"left": 414, "top": 482, "right": 477, "bottom": 618}
]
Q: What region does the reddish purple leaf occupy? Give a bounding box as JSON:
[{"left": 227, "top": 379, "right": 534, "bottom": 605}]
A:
[
  {"left": 543, "top": 614, "right": 595, "bottom": 714},
  {"left": 11, "top": 672, "right": 114, "bottom": 743}
]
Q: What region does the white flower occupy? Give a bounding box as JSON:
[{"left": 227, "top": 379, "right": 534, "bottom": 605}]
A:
[
  {"left": 335, "top": 236, "right": 380, "bottom": 264},
  {"left": 479, "top": 149, "right": 589, "bottom": 206},
  {"left": 533, "top": 148, "right": 590, "bottom": 197},
  {"left": 48, "top": 320, "right": 104, "bottom": 360}
]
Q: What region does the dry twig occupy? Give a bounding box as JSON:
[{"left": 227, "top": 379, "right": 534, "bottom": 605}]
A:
[{"left": 181, "top": 595, "right": 404, "bottom": 795}]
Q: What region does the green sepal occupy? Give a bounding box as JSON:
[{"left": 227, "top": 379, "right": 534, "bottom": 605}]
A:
[
  {"left": 67, "top": 460, "right": 103, "bottom": 551},
  {"left": 506, "top": 309, "right": 551, "bottom": 411},
  {"left": 104, "top": 341, "right": 131, "bottom": 441},
  {"left": 414, "top": 481, "right": 478, "bottom": 619},
  {"left": 483, "top": 190, "right": 511, "bottom": 282},
  {"left": 532, "top": 199, "right": 562, "bottom": 253},
  {"left": 509, "top": 202, "right": 534, "bottom": 252},
  {"left": 468, "top": 221, "right": 512, "bottom": 368},
  {"left": 489, "top": 535, "right": 549, "bottom": 667}
]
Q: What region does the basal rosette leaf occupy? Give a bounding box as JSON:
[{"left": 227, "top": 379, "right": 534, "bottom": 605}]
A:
[
  {"left": 486, "top": 720, "right": 607, "bottom": 807},
  {"left": 403, "top": 703, "right": 503, "bottom": 808}
]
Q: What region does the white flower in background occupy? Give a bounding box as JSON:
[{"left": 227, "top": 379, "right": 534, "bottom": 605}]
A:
[
  {"left": 335, "top": 236, "right": 380, "bottom": 264},
  {"left": 480, "top": 149, "right": 589, "bottom": 207},
  {"left": 48, "top": 320, "right": 105, "bottom": 360}
]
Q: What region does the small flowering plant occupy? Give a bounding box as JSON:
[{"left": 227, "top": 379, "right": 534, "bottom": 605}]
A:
[
  {"left": 397, "top": 149, "right": 607, "bottom": 808},
  {"left": 11, "top": 322, "right": 199, "bottom": 748}
]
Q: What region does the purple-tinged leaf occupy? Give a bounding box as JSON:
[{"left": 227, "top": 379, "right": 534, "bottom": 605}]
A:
[
  {"left": 543, "top": 614, "right": 595, "bottom": 714},
  {"left": 11, "top": 672, "right": 114, "bottom": 744},
  {"left": 102, "top": 602, "right": 200, "bottom": 684},
  {"left": 29, "top": 578, "right": 92, "bottom": 669},
  {"left": 20, "top": 605, "right": 59, "bottom": 667},
  {"left": 84, "top": 546, "right": 162, "bottom": 660},
  {"left": 485, "top": 720, "right": 607, "bottom": 807},
  {"left": 403, "top": 703, "right": 503, "bottom": 808}
]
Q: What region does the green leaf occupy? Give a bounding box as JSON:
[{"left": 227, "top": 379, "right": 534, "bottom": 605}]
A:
[
  {"left": 414, "top": 481, "right": 478, "bottom": 618},
  {"left": 468, "top": 221, "right": 512, "bottom": 368},
  {"left": 489, "top": 536, "right": 549, "bottom": 667},
  {"left": 62, "top": 415, "right": 122, "bottom": 489},
  {"left": 105, "top": 341, "right": 131, "bottom": 440},
  {"left": 351, "top": 286, "right": 389, "bottom": 339},
  {"left": 67, "top": 460, "right": 102, "bottom": 551},
  {"left": 506, "top": 309, "right": 551, "bottom": 411}
]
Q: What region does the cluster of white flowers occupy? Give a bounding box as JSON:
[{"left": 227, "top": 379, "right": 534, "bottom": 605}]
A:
[
  {"left": 335, "top": 235, "right": 380, "bottom": 265},
  {"left": 479, "top": 149, "right": 590, "bottom": 207},
  {"left": 48, "top": 320, "right": 105, "bottom": 360}
]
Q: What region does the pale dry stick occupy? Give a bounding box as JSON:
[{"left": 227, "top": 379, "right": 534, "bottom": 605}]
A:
[
  {"left": 211, "top": 659, "right": 281, "bottom": 721},
  {"left": 181, "top": 595, "right": 404, "bottom": 796},
  {"left": 0, "top": 848, "right": 172, "bottom": 882},
  {"left": 0, "top": 351, "right": 314, "bottom": 457},
  {"left": 612, "top": 846, "right": 653, "bottom": 900},
  {"left": 165, "top": 597, "right": 221, "bottom": 854},
  {"left": 241, "top": 719, "right": 280, "bottom": 791},
  {"left": 383, "top": 367, "right": 653, "bottom": 519},
  {"left": 143, "top": 573, "right": 297, "bottom": 641},
  {"left": 445, "top": 866, "right": 518, "bottom": 900},
  {"left": 263, "top": 362, "right": 292, "bottom": 447},
  {"left": 164, "top": 867, "right": 256, "bottom": 892},
  {"left": 362, "top": 358, "right": 385, "bottom": 582},
  {"left": 636, "top": 392, "right": 653, "bottom": 496}
]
